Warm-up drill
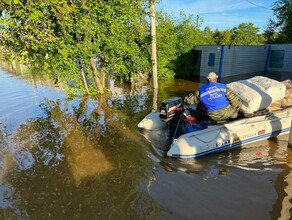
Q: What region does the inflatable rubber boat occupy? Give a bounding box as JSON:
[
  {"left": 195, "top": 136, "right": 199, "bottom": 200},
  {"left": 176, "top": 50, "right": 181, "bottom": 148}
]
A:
[{"left": 138, "top": 77, "right": 292, "bottom": 158}]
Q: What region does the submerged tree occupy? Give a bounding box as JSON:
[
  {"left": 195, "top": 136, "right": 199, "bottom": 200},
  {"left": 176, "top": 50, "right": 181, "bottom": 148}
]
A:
[{"left": 0, "top": 0, "right": 151, "bottom": 95}]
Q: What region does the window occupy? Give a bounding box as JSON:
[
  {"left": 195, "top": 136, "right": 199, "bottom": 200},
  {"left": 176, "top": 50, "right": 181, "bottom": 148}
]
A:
[
  {"left": 269, "top": 50, "right": 285, "bottom": 68},
  {"left": 208, "top": 53, "right": 215, "bottom": 66}
]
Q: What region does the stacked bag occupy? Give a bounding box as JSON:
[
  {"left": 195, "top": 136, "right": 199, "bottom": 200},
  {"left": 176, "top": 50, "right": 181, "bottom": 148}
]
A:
[
  {"left": 227, "top": 76, "right": 287, "bottom": 114},
  {"left": 267, "top": 79, "right": 292, "bottom": 111}
]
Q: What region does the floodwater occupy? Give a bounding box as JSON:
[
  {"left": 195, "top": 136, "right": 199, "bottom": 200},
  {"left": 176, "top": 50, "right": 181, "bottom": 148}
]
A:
[{"left": 0, "top": 64, "right": 292, "bottom": 220}]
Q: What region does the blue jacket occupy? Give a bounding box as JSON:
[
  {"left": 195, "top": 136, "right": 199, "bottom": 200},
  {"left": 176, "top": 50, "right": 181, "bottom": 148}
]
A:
[{"left": 198, "top": 82, "right": 229, "bottom": 113}]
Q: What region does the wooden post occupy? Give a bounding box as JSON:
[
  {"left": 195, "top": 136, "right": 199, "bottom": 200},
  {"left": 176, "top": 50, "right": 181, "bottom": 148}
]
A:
[
  {"left": 288, "top": 118, "right": 292, "bottom": 147},
  {"left": 150, "top": 2, "right": 158, "bottom": 89},
  {"left": 152, "top": 87, "right": 158, "bottom": 112}
]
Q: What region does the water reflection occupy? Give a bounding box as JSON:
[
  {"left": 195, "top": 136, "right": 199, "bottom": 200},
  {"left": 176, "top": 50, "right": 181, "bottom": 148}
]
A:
[
  {"left": 143, "top": 130, "right": 292, "bottom": 219},
  {"left": 0, "top": 61, "right": 65, "bottom": 90},
  {"left": 41, "top": 98, "right": 113, "bottom": 185},
  {"left": 0, "top": 95, "right": 159, "bottom": 219}
]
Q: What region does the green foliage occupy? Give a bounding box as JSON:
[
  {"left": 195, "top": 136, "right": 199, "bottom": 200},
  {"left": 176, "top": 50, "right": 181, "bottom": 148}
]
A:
[
  {"left": 155, "top": 11, "right": 205, "bottom": 79},
  {"left": 155, "top": 11, "right": 177, "bottom": 79},
  {"left": 0, "top": 0, "right": 151, "bottom": 94},
  {"left": 213, "top": 23, "right": 265, "bottom": 46},
  {"left": 265, "top": 0, "right": 292, "bottom": 43},
  {"left": 202, "top": 27, "right": 215, "bottom": 45},
  {"left": 213, "top": 29, "right": 233, "bottom": 45},
  {"left": 155, "top": 10, "right": 264, "bottom": 80},
  {"left": 231, "top": 23, "right": 264, "bottom": 45},
  {"left": 0, "top": 1, "right": 270, "bottom": 86}
]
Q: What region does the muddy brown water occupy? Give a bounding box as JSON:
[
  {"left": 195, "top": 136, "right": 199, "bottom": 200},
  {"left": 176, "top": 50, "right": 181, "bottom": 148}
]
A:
[{"left": 0, "top": 65, "right": 292, "bottom": 220}]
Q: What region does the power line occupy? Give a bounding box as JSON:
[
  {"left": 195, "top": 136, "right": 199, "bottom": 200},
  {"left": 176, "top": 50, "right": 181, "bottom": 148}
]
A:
[{"left": 245, "top": 0, "right": 273, "bottom": 10}]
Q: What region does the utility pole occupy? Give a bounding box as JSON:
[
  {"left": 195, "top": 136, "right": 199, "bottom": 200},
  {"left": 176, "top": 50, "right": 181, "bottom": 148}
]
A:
[{"left": 150, "top": 1, "right": 158, "bottom": 89}]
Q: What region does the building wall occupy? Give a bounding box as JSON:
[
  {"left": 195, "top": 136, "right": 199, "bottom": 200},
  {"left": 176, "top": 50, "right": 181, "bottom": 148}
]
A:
[
  {"left": 222, "top": 45, "right": 267, "bottom": 77},
  {"left": 194, "top": 44, "right": 291, "bottom": 83},
  {"left": 195, "top": 45, "right": 221, "bottom": 78},
  {"left": 267, "top": 44, "right": 292, "bottom": 74}
]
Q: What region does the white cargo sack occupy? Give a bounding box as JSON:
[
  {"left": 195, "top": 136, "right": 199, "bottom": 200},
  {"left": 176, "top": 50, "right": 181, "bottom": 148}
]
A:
[{"left": 227, "top": 76, "right": 286, "bottom": 114}]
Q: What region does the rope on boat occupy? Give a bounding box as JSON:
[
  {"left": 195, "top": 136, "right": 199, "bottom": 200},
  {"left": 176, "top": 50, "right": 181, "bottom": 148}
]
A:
[{"left": 172, "top": 113, "right": 184, "bottom": 142}]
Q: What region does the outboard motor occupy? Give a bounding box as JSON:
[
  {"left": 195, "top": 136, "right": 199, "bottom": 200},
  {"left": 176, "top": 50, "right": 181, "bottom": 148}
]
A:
[
  {"left": 159, "top": 97, "right": 208, "bottom": 139},
  {"left": 159, "top": 97, "right": 184, "bottom": 123},
  {"left": 159, "top": 97, "right": 186, "bottom": 139}
]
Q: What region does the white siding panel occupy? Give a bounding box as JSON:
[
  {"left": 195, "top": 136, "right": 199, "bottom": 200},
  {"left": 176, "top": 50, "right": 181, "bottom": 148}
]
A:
[
  {"left": 194, "top": 44, "right": 291, "bottom": 79},
  {"left": 222, "top": 46, "right": 267, "bottom": 77}
]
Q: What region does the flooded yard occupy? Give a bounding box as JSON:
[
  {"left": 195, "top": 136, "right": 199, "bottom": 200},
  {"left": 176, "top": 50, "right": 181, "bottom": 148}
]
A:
[{"left": 0, "top": 65, "right": 292, "bottom": 220}]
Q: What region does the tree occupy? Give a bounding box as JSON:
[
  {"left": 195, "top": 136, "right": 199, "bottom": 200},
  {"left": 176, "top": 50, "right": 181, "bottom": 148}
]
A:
[
  {"left": 265, "top": 0, "right": 292, "bottom": 43},
  {"left": 213, "top": 29, "right": 234, "bottom": 45},
  {"left": 231, "top": 23, "right": 264, "bottom": 45},
  {"left": 155, "top": 10, "right": 206, "bottom": 79},
  {"left": 0, "top": 0, "right": 151, "bottom": 95},
  {"left": 175, "top": 11, "right": 203, "bottom": 52},
  {"left": 202, "top": 27, "right": 215, "bottom": 44},
  {"left": 264, "top": 19, "right": 280, "bottom": 43},
  {"left": 155, "top": 11, "right": 178, "bottom": 79}
]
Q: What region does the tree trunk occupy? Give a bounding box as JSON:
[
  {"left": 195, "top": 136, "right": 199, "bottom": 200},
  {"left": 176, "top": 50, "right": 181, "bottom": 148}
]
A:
[
  {"left": 150, "top": 2, "right": 158, "bottom": 89},
  {"left": 152, "top": 87, "right": 158, "bottom": 112},
  {"left": 100, "top": 66, "right": 106, "bottom": 89},
  {"left": 80, "top": 67, "right": 90, "bottom": 94},
  {"left": 90, "top": 57, "right": 104, "bottom": 94}
]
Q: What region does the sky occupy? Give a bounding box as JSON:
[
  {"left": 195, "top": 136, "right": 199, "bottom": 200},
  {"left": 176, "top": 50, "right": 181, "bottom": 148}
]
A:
[{"left": 156, "top": 0, "right": 276, "bottom": 32}]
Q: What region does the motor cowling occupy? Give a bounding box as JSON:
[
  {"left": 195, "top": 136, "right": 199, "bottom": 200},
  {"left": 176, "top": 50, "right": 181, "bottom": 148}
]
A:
[{"left": 159, "top": 97, "right": 184, "bottom": 122}]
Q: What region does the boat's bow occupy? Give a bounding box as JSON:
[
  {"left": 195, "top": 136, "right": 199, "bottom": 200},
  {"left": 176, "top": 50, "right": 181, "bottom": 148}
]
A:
[{"left": 137, "top": 111, "right": 166, "bottom": 130}]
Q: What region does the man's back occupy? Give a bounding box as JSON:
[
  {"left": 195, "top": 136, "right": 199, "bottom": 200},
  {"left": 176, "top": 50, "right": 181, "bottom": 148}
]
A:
[{"left": 198, "top": 82, "right": 229, "bottom": 113}]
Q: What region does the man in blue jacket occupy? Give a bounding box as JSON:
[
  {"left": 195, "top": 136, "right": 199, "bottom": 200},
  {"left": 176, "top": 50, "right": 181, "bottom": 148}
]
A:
[{"left": 184, "top": 72, "right": 242, "bottom": 123}]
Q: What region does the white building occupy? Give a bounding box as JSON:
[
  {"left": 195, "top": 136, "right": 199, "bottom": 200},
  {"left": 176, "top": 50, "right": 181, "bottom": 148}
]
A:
[{"left": 192, "top": 44, "right": 292, "bottom": 83}]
